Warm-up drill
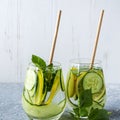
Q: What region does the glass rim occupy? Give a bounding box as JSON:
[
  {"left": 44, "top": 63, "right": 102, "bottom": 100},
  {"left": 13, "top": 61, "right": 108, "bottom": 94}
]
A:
[
  {"left": 28, "top": 61, "right": 61, "bottom": 68},
  {"left": 69, "top": 58, "right": 102, "bottom": 65},
  {"left": 46, "top": 61, "right": 61, "bottom": 67}
]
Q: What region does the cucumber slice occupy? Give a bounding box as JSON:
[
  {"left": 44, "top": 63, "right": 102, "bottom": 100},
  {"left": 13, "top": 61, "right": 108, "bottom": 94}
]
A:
[
  {"left": 25, "top": 69, "right": 37, "bottom": 90},
  {"left": 92, "top": 100, "right": 104, "bottom": 109},
  {"left": 29, "top": 85, "right": 37, "bottom": 97},
  {"left": 23, "top": 88, "right": 33, "bottom": 104},
  {"left": 60, "top": 69, "right": 65, "bottom": 91},
  {"left": 83, "top": 72, "right": 103, "bottom": 94},
  {"left": 93, "top": 87, "right": 106, "bottom": 102},
  {"left": 26, "top": 75, "right": 38, "bottom": 98},
  {"left": 67, "top": 97, "right": 78, "bottom": 108},
  {"left": 58, "top": 99, "right": 66, "bottom": 109},
  {"left": 22, "top": 94, "right": 63, "bottom": 118}
]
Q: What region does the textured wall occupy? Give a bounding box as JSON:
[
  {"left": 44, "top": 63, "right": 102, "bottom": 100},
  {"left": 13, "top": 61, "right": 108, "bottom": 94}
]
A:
[{"left": 0, "top": 0, "right": 120, "bottom": 83}]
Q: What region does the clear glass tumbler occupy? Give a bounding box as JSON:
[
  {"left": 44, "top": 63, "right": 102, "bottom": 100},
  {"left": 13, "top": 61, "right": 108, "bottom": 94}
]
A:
[
  {"left": 66, "top": 58, "right": 106, "bottom": 118},
  {"left": 22, "top": 62, "right": 66, "bottom": 120}
]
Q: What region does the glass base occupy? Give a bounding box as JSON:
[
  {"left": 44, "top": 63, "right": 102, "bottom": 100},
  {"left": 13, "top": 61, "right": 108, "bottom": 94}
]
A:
[{"left": 27, "top": 111, "right": 64, "bottom": 120}]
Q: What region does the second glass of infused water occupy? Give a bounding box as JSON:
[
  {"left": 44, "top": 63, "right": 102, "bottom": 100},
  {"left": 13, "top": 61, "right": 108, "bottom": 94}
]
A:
[{"left": 66, "top": 58, "right": 106, "bottom": 118}]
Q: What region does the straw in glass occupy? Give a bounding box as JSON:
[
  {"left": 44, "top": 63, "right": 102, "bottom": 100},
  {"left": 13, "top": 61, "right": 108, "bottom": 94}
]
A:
[
  {"left": 89, "top": 10, "right": 104, "bottom": 69},
  {"left": 49, "top": 10, "right": 62, "bottom": 64}
]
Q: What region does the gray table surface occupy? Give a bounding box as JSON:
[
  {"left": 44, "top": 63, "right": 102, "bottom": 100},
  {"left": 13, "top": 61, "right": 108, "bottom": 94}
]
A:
[{"left": 0, "top": 83, "right": 120, "bottom": 120}]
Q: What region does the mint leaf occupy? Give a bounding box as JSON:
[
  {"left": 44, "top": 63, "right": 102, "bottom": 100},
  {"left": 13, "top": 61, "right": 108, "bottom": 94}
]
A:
[
  {"left": 44, "top": 63, "right": 57, "bottom": 91},
  {"left": 73, "top": 108, "right": 80, "bottom": 117},
  {"left": 80, "top": 107, "right": 88, "bottom": 117},
  {"left": 47, "top": 63, "right": 53, "bottom": 68},
  {"left": 71, "top": 89, "right": 92, "bottom": 118},
  {"left": 88, "top": 108, "right": 109, "bottom": 120},
  {"left": 69, "top": 112, "right": 80, "bottom": 120},
  {"left": 73, "top": 107, "right": 88, "bottom": 118},
  {"left": 71, "top": 88, "right": 110, "bottom": 120},
  {"left": 80, "top": 89, "right": 92, "bottom": 108},
  {"left": 32, "top": 55, "right": 46, "bottom": 70}
]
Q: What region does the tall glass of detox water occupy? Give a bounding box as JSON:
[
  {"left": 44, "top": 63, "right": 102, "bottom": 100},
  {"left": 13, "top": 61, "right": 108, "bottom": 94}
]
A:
[
  {"left": 66, "top": 58, "right": 106, "bottom": 118},
  {"left": 22, "top": 57, "right": 66, "bottom": 120}
]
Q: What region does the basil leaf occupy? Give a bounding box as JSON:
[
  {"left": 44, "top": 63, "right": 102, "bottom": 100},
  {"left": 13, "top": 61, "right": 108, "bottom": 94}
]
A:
[
  {"left": 79, "top": 89, "right": 93, "bottom": 108},
  {"left": 88, "top": 108, "right": 109, "bottom": 120},
  {"left": 32, "top": 54, "right": 46, "bottom": 70}
]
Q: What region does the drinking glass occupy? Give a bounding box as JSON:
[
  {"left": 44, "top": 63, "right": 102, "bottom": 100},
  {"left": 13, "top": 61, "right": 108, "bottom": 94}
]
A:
[
  {"left": 22, "top": 62, "right": 66, "bottom": 120},
  {"left": 66, "top": 58, "right": 106, "bottom": 118}
]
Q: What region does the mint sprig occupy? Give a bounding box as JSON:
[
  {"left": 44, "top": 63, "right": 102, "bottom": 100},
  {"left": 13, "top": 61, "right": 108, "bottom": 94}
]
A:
[
  {"left": 80, "top": 89, "right": 92, "bottom": 108},
  {"left": 88, "top": 108, "right": 109, "bottom": 120},
  {"left": 32, "top": 54, "right": 46, "bottom": 70},
  {"left": 31, "top": 55, "right": 56, "bottom": 91},
  {"left": 71, "top": 89, "right": 110, "bottom": 120}
]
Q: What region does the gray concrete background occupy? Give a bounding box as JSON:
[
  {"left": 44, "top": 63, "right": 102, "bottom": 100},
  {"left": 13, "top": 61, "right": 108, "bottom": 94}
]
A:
[{"left": 0, "top": 83, "right": 120, "bottom": 120}]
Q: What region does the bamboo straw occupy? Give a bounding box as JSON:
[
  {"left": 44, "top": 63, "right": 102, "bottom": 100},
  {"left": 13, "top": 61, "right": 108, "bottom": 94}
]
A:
[
  {"left": 89, "top": 10, "right": 104, "bottom": 69},
  {"left": 49, "top": 10, "right": 62, "bottom": 64}
]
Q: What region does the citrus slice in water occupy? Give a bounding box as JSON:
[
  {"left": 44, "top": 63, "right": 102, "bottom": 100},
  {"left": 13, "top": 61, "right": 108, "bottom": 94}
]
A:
[
  {"left": 33, "top": 69, "right": 45, "bottom": 105},
  {"left": 76, "top": 71, "right": 87, "bottom": 96},
  {"left": 45, "top": 70, "right": 60, "bottom": 105},
  {"left": 66, "top": 70, "right": 78, "bottom": 108},
  {"left": 67, "top": 71, "right": 76, "bottom": 98}
]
